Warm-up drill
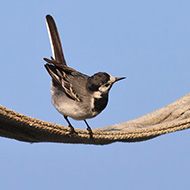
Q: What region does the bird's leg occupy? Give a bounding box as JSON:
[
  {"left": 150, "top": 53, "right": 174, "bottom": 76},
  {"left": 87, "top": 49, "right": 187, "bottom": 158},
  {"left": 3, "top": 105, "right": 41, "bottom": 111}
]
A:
[
  {"left": 64, "top": 116, "right": 77, "bottom": 135},
  {"left": 84, "top": 120, "right": 93, "bottom": 138}
]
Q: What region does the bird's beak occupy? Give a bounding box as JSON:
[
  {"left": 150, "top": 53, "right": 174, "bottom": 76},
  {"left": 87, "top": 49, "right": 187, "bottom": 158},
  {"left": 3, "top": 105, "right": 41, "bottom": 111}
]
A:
[{"left": 115, "top": 77, "right": 126, "bottom": 82}]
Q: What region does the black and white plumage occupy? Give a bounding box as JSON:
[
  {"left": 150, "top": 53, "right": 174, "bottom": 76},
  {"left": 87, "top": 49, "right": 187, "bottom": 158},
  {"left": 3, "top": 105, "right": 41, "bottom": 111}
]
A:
[{"left": 44, "top": 15, "right": 125, "bottom": 136}]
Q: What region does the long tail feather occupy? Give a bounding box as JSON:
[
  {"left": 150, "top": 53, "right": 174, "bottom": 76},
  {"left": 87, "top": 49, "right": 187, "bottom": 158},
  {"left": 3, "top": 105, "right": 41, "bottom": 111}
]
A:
[{"left": 46, "top": 14, "right": 66, "bottom": 65}]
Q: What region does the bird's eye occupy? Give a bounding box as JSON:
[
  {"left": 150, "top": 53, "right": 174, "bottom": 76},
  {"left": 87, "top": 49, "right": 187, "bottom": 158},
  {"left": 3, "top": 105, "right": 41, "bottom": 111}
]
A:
[{"left": 105, "top": 84, "right": 109, "bottom": 87}]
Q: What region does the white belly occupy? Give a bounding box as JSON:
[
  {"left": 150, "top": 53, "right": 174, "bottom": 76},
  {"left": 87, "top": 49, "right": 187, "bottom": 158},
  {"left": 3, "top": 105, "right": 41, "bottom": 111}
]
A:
[
  {"left": 53, "top": 98, "right": 97, "bottom": 120},
  {"left": 51, "top": 86, "right": 98, "bottom": 120}
]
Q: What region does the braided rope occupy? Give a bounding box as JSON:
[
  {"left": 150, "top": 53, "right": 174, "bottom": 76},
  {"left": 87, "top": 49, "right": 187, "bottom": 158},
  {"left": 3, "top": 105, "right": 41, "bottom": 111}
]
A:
[{"left": 0, "top": 93, "right": 190, "bottom": 145}]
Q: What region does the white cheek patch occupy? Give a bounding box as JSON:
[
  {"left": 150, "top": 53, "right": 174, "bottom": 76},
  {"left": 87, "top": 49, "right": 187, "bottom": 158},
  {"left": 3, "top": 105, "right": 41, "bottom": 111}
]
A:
[{"left": 99, "top": 86, "right": 108, "bottom": 93}]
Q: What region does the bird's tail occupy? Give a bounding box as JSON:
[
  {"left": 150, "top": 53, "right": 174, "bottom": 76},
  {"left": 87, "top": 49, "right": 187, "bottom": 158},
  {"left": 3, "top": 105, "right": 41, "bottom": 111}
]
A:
[{"left": 45, "top": 14, "right": 67, "bottom": 65}]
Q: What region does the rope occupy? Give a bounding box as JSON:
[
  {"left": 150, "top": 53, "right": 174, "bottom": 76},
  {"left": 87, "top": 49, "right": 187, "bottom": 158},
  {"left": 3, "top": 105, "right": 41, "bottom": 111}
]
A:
[{"left": 0, "top": 93, "right": 190, "bottom": 145}]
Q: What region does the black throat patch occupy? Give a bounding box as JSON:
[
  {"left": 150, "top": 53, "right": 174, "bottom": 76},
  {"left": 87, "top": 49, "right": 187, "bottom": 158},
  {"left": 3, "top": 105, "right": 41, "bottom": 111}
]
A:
[{"left": 93, "top": 94, "right": 108, "bottom": 113}]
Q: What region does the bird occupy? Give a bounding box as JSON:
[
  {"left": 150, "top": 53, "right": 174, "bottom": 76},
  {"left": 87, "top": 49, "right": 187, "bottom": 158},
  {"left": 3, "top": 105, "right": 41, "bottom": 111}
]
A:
[{"left": 44, "top": 14, "right": 125, "bottom": 136}]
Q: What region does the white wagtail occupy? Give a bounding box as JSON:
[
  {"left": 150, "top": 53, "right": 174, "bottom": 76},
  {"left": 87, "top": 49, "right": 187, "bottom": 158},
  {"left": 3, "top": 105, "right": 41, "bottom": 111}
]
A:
[{"left": 44, "top": 15, "right": 125, "bottom": 136}]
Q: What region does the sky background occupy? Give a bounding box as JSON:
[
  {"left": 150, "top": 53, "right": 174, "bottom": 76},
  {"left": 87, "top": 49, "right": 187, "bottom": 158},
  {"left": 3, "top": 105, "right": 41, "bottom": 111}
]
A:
[{"left": 0, "top": 0, "right": 190, "bottom": 189}]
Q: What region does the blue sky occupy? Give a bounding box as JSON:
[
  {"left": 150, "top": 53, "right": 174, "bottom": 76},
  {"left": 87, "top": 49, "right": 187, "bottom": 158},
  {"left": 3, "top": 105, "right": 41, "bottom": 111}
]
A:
[{"left": 0, "top": 0, "right": 190, "bottom": 189}]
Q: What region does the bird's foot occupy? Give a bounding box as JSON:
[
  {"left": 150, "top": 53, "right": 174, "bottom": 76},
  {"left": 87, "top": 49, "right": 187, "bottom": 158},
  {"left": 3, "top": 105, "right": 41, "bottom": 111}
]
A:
[
  {"left": 84, "top": 120, "right": 93, "bottom": 138},
  {"left": 68, "top": 125, "right": 78, "bottom": 135},
  {"left": 87, "top": 126, "right": 93, "bottom": 138}
]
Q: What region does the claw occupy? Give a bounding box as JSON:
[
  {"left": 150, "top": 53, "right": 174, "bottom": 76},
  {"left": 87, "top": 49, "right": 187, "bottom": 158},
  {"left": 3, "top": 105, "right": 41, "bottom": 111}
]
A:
[
  {"left": 84, "top": 120, "right": 93, "bottom": 138},
  {"left": 69, "top": 125, "right": 78, "bottom": 135}
]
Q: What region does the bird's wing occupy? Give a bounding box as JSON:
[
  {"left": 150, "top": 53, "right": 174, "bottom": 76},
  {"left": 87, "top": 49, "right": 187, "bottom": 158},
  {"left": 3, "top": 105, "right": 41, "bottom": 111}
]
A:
[
  {"left": 45, "top": 14, "right": 66, "bottom": 65},
  {"left": 44, "top": 60, "right": 81, "bottom": 102}
]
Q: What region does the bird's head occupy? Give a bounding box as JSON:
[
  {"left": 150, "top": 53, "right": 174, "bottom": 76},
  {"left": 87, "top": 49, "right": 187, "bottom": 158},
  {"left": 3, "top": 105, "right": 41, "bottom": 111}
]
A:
[{"left": 87, "top": 72, "right": 125, "bottom": 95}]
